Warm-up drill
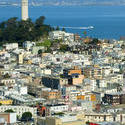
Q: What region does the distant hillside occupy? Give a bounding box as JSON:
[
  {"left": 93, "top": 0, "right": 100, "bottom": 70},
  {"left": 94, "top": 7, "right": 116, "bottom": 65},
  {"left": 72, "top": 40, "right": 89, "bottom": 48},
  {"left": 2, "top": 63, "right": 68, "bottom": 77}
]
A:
[{"left": 0, "top": 0, "right": 125, "bottom": 6}]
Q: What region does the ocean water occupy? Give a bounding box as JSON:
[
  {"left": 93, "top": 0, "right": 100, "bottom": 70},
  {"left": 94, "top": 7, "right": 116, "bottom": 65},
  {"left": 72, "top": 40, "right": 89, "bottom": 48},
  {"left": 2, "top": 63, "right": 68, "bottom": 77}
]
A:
[{"left": 0, "top": 5, "right": 125, "bottom": 39}]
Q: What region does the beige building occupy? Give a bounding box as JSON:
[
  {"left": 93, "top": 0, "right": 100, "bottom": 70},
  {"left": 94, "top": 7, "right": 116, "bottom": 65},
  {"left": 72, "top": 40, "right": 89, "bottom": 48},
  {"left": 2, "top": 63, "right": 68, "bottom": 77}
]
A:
[
  {"left": 22, "top": 0, "right": 28, "bottom": 20},
  {"left": 41, "top": 90, "right": 61, "bottom": 100},
  {"left": 84, "top": 112, "right": 113, "bottom": 123},
  {"left": 18, "top": 53, "right": 24, "bottom": 64},
  {"left": 0, "top": 78, "right": 16, "bottom": 86},
  {"left": 38, "top": 112, "right": 125, "bottom": 125},
  {"left": 84, "top": 65, "right": 103, "bottom": 79},
  {"left": 38, "top": 115, "right": 84, "bottom": 125},
  {"left": 72, "top": 75, "right": 84, "bottom": 85},
  {"left": 0, "top": 105, "right": 37, "bottom": 118}
]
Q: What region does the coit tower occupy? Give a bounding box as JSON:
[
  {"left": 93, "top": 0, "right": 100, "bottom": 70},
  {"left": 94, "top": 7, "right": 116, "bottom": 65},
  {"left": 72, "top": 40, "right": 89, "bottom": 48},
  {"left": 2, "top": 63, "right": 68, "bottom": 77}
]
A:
[{"left": 21, "top": 0, "right": 28, "bottom": 20}]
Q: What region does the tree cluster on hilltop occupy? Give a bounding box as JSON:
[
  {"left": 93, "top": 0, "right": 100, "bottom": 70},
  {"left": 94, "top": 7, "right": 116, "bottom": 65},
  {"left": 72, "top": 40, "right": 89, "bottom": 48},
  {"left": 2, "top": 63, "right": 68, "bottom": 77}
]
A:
[{"left": 0, "top": 16, "right": 54, "bottom": 46}]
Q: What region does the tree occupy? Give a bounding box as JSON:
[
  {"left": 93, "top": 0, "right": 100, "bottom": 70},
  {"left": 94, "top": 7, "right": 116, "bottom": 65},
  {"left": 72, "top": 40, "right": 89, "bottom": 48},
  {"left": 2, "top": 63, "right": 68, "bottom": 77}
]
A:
[
  {"left": 5, "top": 109, "right": 14, "bottom": 113},
  {"left": 3, "top": 73, "right": 10, "bottom": 79},
  {"left": 0, "top": 16, "right": 52, "bottom": 46},
  {"left": 62, "top": 27, "right": 65, "bottom": 31},
  {"left": 55, "top": 26, "right": 60, "bottom": 30},
  {"left": 2, "top": 17, "right": 18, "bottom": 42},
  {"left": 90, "top": 38, "right": 100, "bottom": 45},
  {"left": 45, "top": 48, "right": 52, "bottom": 53},
  {"left": 83, "top": 31, "right": 87, "bottom": 38},
  {"left": 43, "top": 39, "right": 51, "bottom": 48},
  {"left": 121, "top": 44, "right": 125, "bottom": 49},
  {"left": 60, "top": 44, "right": 68, "bottom": 52},
  {"left": 38, "top": 49, "right": 43, "bottom": 55},
  {"left": 86, "top": 121, "right": 90, "bottom": 125},
  {"left": 36, "top": 40, "right": 51, "bottom": 48},
  {"left": 21, "top": 112, "right": 32, "bottom": 121},
  {"left": 0, "top": 22, "right": 5, "bottom": 29},
  {"left": 35, "top": 16, "right": 45, "bottom": 27},
  {"left": 54, "top": 112, "right": 65, "bottom": 116}
]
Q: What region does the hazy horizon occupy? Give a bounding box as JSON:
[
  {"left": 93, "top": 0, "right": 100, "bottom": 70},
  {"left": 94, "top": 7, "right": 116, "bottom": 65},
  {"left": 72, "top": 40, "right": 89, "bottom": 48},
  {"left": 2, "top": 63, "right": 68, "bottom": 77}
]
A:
[{"left": 1, "top": 0, "right": 125, "bottom": 6}]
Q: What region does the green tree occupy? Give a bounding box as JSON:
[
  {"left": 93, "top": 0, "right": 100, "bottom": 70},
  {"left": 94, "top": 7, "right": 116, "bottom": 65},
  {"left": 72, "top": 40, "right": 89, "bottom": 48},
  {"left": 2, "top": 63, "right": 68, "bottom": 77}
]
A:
[
  {"left": 43, "top": 39, "right": 51, "bottom": 48},
  {"left": 60, "top": 44, "right": 68, "bottom": 52},
  {"left": 0, "top": 29, "right": 3, "bottom": 43},
  {"left": 3, "top": 73, "right": 10, "bottom": 79},
  {"left": 2, "top": 17, "right": 18, "bottom": 42},
  {"left": 21, "top": 112, "right": 32, "bottom": 121},
  {"left": 54, "top": 112, "right": 65, "bottom": 116},
  {"left": 83, "top": 31, "right": 87, "bottom": 38},
  {"left": 62, "top": 27, "right": 65, "bottom": 31},
  {"left": 36, "top": 40, "right": 51, "bottom": 48},
  {"left": 0, "top": 22, "right": 5, "bottom": 29},
  {"left": 121, "top": 44, "right": 125, "bottom": 49},
  {"left": 35, "top": 16, "right": 53, "bottom": 37},
  {"left": 0, "top": 16, "right": 52, "bottom": 46},
  {"left": 55, "top": 26, "right": 60, "bottom": 30},
  {"left": 38, "top": 49, "right": 43, "bottom": 55},
  {"left": 86, "top": 121, "right": 90, "bottom": 125},
  {"left": 45, "top": 47, "right": 52, "bottom": 53},
  {"left": 16, "top": 19, "right": 35, "bottom": 43},
  {"left": 53, "top": 39, "right": 63, "bottom": 43},
  {"left": 35, "top": 16, "right": 45, "bottom": 27},
  {"left": 5, "top": 109, "right": 14, "bottom": 113},
  {"left": 90, "top": 38, "right": 100, "bottom": 45}
]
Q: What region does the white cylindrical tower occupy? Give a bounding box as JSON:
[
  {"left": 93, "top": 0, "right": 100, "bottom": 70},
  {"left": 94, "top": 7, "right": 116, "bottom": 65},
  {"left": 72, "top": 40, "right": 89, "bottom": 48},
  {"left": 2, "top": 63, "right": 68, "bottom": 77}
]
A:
[{"left": 21, "top": 0, "right": 28, "bottom": 20}]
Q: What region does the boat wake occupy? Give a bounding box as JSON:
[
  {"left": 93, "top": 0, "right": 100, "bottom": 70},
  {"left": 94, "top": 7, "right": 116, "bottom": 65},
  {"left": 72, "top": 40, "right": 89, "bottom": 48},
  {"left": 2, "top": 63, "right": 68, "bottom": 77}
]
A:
[{"left": 55, "top": 26, "right": 94, "bottom": 30}]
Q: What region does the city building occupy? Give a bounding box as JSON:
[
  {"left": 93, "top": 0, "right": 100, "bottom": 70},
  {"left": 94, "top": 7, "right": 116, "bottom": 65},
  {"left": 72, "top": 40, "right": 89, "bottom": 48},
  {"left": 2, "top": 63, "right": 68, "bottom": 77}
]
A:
[
  {"left": 49, "top": 31, "right": 74, "bottom": 42},
  {"left": 46, "top": 104, "right": 69, "bottom": 116},
  {"left": 3, "top": 43, "right": 18, "bottom": 50},
  {"left": 0, "top": 99, "right": 13, "bottom": 105},
  {"left": 0, "top": 106, "right": 37, "bottom": 118},
  {"left": 0, "top": 112, "right": 16, "bottom": 124},
  {"left": 102, "top": 93, "right": 125, "bottom": 105},
  {"left": 21, "top": 0, "right": 28, "bottom": 20},
  {"left": 18, "top": 53, "right": 24, "bottom": 64},
  {"left": 41, "top": 90, "right": 61, "bottom": 100},
  {"left": 38, "top": 113, "right": 84, "bottom": 125}
]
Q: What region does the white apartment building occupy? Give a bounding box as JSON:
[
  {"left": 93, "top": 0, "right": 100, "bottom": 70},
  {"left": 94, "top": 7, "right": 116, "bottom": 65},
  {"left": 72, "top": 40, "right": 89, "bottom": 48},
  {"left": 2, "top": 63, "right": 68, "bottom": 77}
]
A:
[
  {"left": 0, "top": 85, "right": 28, "bottom": 97},
  {"left": 84, "top": 112, "right": 113, "bottom": 123},
  {"left": 84, "top": 79, "right": 97, "bottom": 91},
  {"left": 0, "top": 106, "right": 37, "bottom": 118},
  {"left": 0, "top": 79, "right": 16, "bottom": 86},
  {"left": 49, "top": 31, "right": 74, "bottom": 42},
  {"left": 46, "top": 104, "right": 69, "bottom": 115},
  {"left": 49, "top": 31, "right": 65, "bottom": 40},
  {"left": 84, "top": 112, "right": 125, "bottom": 124},
  {"left": 61, "top": 85, "right": 76, "bottom": 97},
  {"left": 0, "top": 70, "right": 11, "bottom": 76},
  {"left": 3, "top": 43, "right": 18, "bottom": 50},
  {"left": 23, "top": 41, "right": 35, "bottom": 51}
]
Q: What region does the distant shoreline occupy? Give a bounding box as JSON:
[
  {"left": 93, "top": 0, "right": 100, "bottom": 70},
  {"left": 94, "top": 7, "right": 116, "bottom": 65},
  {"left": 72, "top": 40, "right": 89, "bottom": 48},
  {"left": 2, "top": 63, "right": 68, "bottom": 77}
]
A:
[{"left": 0, "top": 3, "right": 125, "bottom": 7}]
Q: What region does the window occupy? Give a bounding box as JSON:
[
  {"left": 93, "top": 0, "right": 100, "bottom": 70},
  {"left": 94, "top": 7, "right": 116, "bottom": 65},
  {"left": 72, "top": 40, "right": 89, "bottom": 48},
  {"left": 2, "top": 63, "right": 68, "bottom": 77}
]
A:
[{"left": 86, "top": 97, "right": 90, "bottom": 101}]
